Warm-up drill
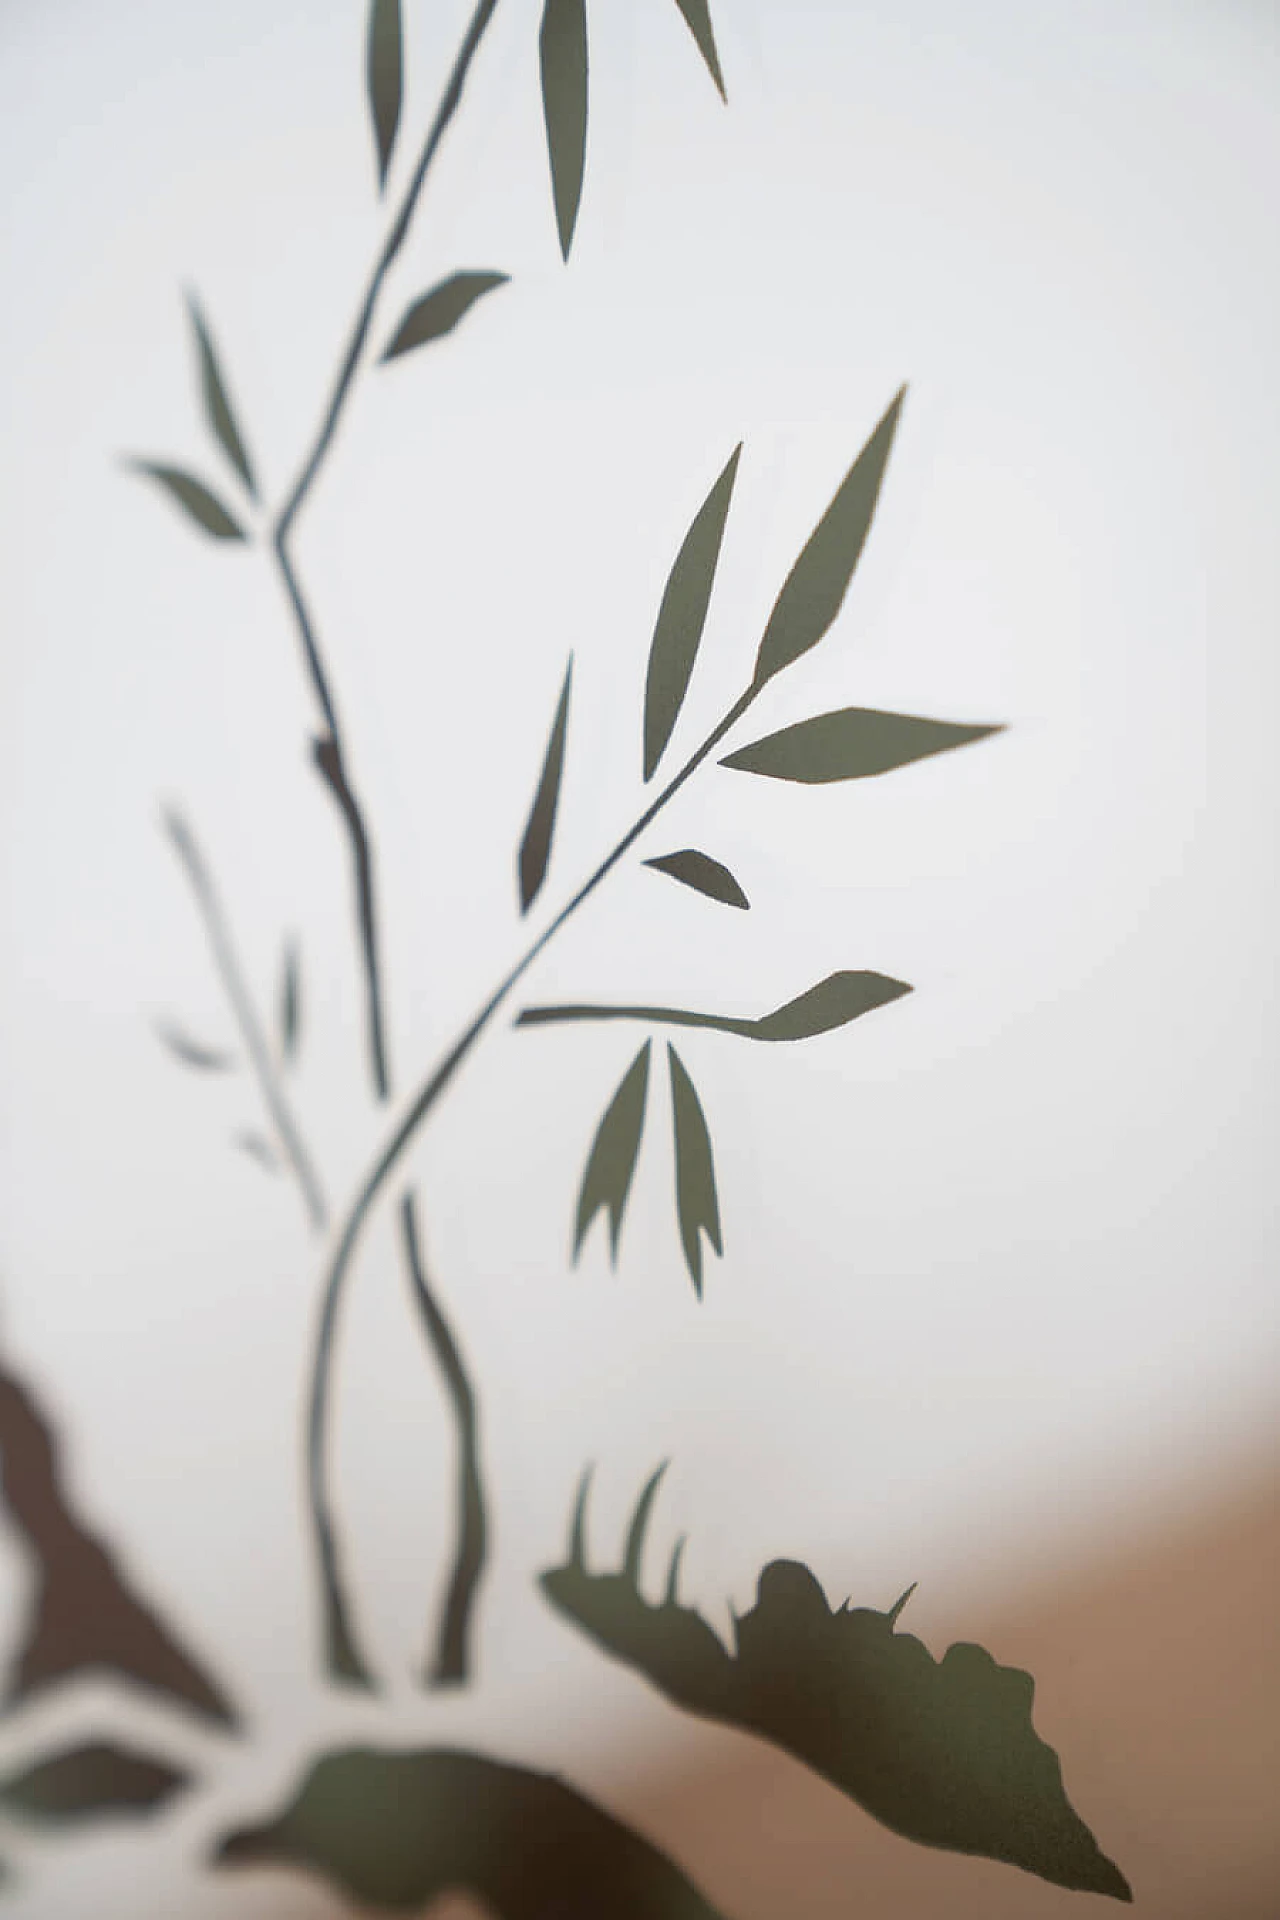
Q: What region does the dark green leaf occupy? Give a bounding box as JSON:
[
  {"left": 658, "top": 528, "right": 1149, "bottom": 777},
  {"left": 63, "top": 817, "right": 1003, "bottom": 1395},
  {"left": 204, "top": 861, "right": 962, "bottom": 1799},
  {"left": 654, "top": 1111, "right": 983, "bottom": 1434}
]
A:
[
  {"left": 279, "top": 937, "right": 301, "bottom": 1062},
  {"left": 542, "top": 1480, "right": 1132, "bottom": 1903},
  {"left": 668, "top": 1046, "right": 720, "bottom": 1295},
  {"left": 643, "top": 847, "right": 749, "bottom": 909},
  {"left": 367, "top": 0, "right": 403, "bottom": 190},
  {"left": 518, "top": 657, "right": 573, "bottom": 913},
  {"left": 186, "top": 293, "right": 257, "bottom": 499},
  {"left": 518, "top": 968, "right": 911, "bottom": 1041},
  {"left": 0, "top": 1743, "right": 189, "bottom": 1824},
  {"left": 154, "top": 1019, "right": 234, "bottom": 1071},
  {"left": 128, "top": 462, "right": 246, "bottom": 541},
  {"left": 381, "top": 271, "right": 510, "bottom": 361},
  {"left": 722, "top": 706, "right": 1001, "bottom": 783},
  {"left": 752, "top": 388, "right": 905, "bottom": 689},
  {"left": 643, "top": 445, "right": 741, "bottom": 781},
  {"left": 216, "top": 1746, "right": 725, "bottom": 1918},
  {"left": 671, "top": 0, "right": 727, "bottom": 99},
  {"left": 540, "top": 0, "right": 589, "bottom": 260},
  {"left": 574, "top": 1042, "right": 651, "bottom": 1264}
]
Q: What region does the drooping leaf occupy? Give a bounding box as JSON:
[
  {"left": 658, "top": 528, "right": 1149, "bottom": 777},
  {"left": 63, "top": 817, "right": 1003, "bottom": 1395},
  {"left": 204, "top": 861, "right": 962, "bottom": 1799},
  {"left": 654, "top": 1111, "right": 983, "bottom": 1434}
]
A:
[
  {"left": 127, "top": 462, "right": 246, "bottom": 540},
  {"left": 574, "top": 1042, "right": 651, "bottom": 1264},
  {"left": 186, "top": 293, "right": 258, "bottom": 499},
  {"left": 216, "top": 1745, "right": 725, "bottom": 1918},
  {"left": 643, "top": 847, "right": 749, "bottom": 909},
  {"left": 752, "top": 388, "right": 905, "bottom": 689},
  {"left": 153, "top": 1019, "right": 235, "bottom": 1072},
  {"left": 722, "top": 707, "right": 1002, "bottom": 783},
  {"left": 234, "top": 1130, "right": 280, "bottom": 1173},
  {"left": 518, "top": 657, "right": 573, "bottom": 913},
  {"left": 367, "top": 0, "right": 403, "bottom": 190},
  {"left": 0, "top": 1742, "right": 189, "bottom": 1824},
  {"left": 542, "top": 1478, "right": 1133, "bottom": 1903},
  {"left": 540, "top": 0, "right": 589, "bottom": 259},
  {"left": 518, "top": 968, "right": 912, "bottom": 1041},
  {"left": 0, "top": 1352, "right": 239, "bottom": 1728},
  {"left": 671, "top": 0, "right": 727, "bottom": 99},
  {"left": 643, "top": 445, "right": 741, "bottom": 781},
  {"left": 668, "top": 1047, "right": 721, "bottom": 1295},
  {"left": 381, "top": 271, "right": 510, "bottom": 361},
  {"left": 278, "top": 937, "right": 301, "bottom": 1063}
]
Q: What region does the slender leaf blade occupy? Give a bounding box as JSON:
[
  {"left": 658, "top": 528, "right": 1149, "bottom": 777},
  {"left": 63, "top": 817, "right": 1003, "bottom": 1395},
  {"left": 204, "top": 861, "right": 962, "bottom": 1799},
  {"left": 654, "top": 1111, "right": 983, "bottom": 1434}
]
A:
[
  {"left": 540, "top": 0, "right": 589, "bottom": 259},
  {"left": 643, "top": 445, "right": 741, "bottom": 781},
  {"left": 381, "top": 271, "right": 510, "bottom": 360},
  {"left": 186, "top": 294, "right": 257, "bottom": 499},
  {"left": 128, "top": 463, "right": 246, "bottom": 541},
  {"left": 752, "top": 388, "right": 905, "bottom": 688},
  {"left": 643, "top": 848, "right": 749, "bottom": 909},
  {"left": 278, "top": 938, "right": 302, "bottom": 1063},
  {"left": 367, "top": 0, "right": 403, "bottom": 190},
  {"left": 234, "top": 1131, "right": 280, "bottom": 1172},
  {"left": 518, "top": 969, "right": 912, "bottom": 1041},
  {"left": 668, "top": 1046, "right": 721, "bottom": 1296},
  {"left": 574, "top": 1042, "right": 652, "bottom": 1263},
  {"left": 518, "top": 657, "right": 573, "bottom": 913},
  {"left": 722, "top": 707, "right": 1001, "bottom": 784},
  {"left": 0, "top": 1743, "right": 190, "bottom": 1824},
  {"left": 671, "top": 0, "right": 726, "bottom": 99},
  {"left": 153, "top": 1019, "right": 234, "bottom": 1071}
]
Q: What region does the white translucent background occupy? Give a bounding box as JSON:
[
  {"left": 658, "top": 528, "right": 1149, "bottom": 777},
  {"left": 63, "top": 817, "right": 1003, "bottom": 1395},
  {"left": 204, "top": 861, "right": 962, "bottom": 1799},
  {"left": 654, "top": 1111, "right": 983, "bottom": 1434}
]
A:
[{"left": 0, "top": 0, "right": 1277, "bottom": 1911}]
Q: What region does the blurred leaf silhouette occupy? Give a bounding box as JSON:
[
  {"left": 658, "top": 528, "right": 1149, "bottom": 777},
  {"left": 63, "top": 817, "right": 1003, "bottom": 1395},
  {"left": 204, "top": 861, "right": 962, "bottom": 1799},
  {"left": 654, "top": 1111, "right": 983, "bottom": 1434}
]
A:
[
  {"left": 0, "top": 1351, "right": 238, "bottom": 1729},
  {"left": 542, "top": 1476, "right": 1132, "bottom": 1902},
  {"left": 518, "top": 657, "right": 573, "bottom": 913},
  {"left": 540, "top": 0, "right": 589, "bottom": 259},
  {"left": 367, "top": 0, "right": 403, "bottom": 190},
  {"left": 234, "top": 1130, "right": 280, "bottom": 1172},
  {"left": 644, "top": 848, "right": 749, "bottom": 909},
  {"left": 278, "top": 938, "right": 301, "bottom": 1064},
  {"left": 0, "top": 1742, "right": 190, "bottom": 1825},
  {"left": 672, "top": 0, "right": 727, "bottom": 100},
  {"left": 381, "top": 271, "right": 509, "bottom": 360},
  {"left": 723, "top": 707, "right": 1001, "bottom": 783},
  {"left": 643, "top": 446, "right": 741, "bottom": 780},
  {"left": 186, "top": 293, "right": 258, "bottom": 500},
  {"left": 519, "top": 969, "right": 911, "bottom": 1041},
  {"left": 574, "top": 1041, "right": 652, "bottom": 1264},
  {"left": 216, "top": 1745, "right": 725, "bottom": 1917},
  {"left": 127, "top": 463, "right": 246, "bottom": 541},
  {"left": 753, "top": 389, "right": 904, "bottom": 688},
  {"left": 153, "top": 1019, "right": 235, "bottom": 1072},
  {"left": 668, "top": 1046, "right": 721, "bottom": 1294}
]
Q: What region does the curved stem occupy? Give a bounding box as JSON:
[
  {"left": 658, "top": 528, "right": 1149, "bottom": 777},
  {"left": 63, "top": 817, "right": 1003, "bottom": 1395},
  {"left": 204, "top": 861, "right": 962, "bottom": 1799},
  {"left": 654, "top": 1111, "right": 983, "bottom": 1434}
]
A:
[
  {"left": 309, "top": 685, "right": 761, "bottom": 1680},
  {"left": 164, "top": 807, "right": 328, "bottom": 1233}
]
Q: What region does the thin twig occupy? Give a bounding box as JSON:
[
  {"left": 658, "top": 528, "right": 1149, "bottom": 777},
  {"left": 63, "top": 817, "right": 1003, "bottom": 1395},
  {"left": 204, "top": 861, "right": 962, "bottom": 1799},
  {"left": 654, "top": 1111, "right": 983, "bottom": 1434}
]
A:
[
  {"left": 309, "top": 685, "right": 761, "bottom": 1682},
  {"left": 163, "top": 808, "right": 328, "bottom": 1233}
]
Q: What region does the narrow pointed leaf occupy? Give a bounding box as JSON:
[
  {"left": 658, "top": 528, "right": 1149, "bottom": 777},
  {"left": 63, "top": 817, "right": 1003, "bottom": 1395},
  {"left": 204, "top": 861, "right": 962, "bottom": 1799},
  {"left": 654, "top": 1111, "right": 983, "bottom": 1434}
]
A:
[
  {"left": 752, "top": 388, "right": 905, "bottom": 688},
  {"left": 542, "top": 1489, "right": 1132, "bottom": 1903},
  {"left": 519, "top": 968, "right": 912, "bottom": 1041},
  {"left": 672, "top": 0, "right": 726, "bottom": 99},
  {"left": 644, "top": 848, "right": 749, "bottom": 909},
  {"left": 622, "top": 1463, "right": 668, "bottom": 1583},
  {"left": 668, "top": 1047, "right": 721, "bottom": 1295},
  {"left": 574, "top": 1042, "right": 651, "bottom": 1263},
  {"left": 518, "top": 658, "right": 573, "bottom": 913},
  {"left": 278, "top": 938, "right": 301, "bottom": 1063},
  {"left": 186, "top": 294, "right": 257, "bottom": 499},
  {"left": 722, "top": 707, "right": 1002, "bottom": 783},
  {"left": 154, "top": 1019, "right": 234, "bottom": 1072},
  {"left": 0, "top": 1742, "right": 190, "bottom": 1824},
  {"left": 128, "top": 463, "right": 246, "bottom": 541},
  {"left": 381, "top": 271, "right": 510, "bottom": 361},
  {"left": 367, "top": 0, "right": 403, "bottom": 190},
  {"left": 234, "top": 1130, "right": 279, "bottom": 1173},
  {"left": 540, "top": 0, "right": 589, "bottom": 259},
  {"left": 216, "top": 1746, "right": 727, "bottom": 1917},
  {"left": 643, "top": 446, "right": 741, "bottom": 781}
]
